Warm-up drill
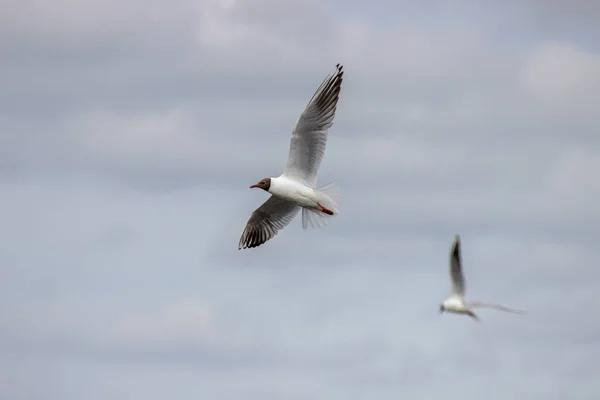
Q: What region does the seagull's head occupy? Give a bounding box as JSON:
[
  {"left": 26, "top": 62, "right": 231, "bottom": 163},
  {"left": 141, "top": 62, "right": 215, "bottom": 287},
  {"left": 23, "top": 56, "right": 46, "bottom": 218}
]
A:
[
  {"left": 250, "top": 178, "right": 271, "bottom": 192},
  {"left": 439, "top": 304, "right": 445, "bottom": 314}
]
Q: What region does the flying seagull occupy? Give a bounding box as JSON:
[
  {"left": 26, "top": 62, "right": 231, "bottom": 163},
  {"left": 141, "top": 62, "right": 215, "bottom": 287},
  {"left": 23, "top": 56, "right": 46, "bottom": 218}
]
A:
[
  {"left": 439, "top": 234, "right": 524, "bottom": 322},
  {"left": 238, "top": 64, "right": 344, "bottom": 250}
]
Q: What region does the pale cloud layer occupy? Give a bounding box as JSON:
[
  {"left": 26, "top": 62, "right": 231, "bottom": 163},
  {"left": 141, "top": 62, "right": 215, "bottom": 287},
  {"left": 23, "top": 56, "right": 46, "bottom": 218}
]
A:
[{"left": 1, "top": 0, "right": 600, "bottom": 399}]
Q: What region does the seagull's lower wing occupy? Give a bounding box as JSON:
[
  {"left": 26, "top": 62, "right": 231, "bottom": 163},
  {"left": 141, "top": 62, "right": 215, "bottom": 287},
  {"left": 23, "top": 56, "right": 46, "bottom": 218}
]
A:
[
  {"left": 238, "top": 196, "right": 301, "bottom": 250},
  {"left": 469, "top": 301, "right": 524, "bottom": 314}
]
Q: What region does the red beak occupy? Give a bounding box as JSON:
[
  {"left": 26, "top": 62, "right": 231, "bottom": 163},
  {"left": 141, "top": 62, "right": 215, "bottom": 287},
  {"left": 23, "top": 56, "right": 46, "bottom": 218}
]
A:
[{"left": 249, "top": 184, "right": 258, "bottom": 189}]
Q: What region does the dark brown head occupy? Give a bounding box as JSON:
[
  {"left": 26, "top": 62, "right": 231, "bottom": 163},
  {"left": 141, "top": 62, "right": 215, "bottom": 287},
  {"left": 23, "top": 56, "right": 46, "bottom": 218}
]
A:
[{"left": 249, "top": 177, "right": 271, "bottom": 192}]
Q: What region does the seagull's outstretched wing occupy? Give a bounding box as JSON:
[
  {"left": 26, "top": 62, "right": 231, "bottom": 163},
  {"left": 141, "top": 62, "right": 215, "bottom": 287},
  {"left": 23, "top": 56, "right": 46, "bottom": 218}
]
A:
[
  {"left": 469, "top": 301, "right": 525, "bottom": 314},
  {"left": 282, "top": 64, "right": 344, "bottom": 187},
  {"left": 449, "top": 234, "right": 465, "bottom": 297},
  {"left": 239, "top": 196, "right": 301, "bottom": 249}
]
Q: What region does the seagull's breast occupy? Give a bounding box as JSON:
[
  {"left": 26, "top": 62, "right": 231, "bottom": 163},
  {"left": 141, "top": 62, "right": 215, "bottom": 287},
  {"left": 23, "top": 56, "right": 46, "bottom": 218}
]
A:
[
  {"left": 269, "top": 177, "right": 316, "bottom": 208},
  {"left": 443, "top": 296, "right": 467, "bottom": 312}
]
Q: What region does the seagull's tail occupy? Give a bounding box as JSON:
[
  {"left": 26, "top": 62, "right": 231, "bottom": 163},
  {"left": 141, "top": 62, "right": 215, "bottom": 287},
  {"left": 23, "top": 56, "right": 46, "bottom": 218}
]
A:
[
  {"left": 301, "top": 182, "right": 341, "bottom": 229},
  {"left": 316, "top": 181, "right": 342, "bottom": 213}
]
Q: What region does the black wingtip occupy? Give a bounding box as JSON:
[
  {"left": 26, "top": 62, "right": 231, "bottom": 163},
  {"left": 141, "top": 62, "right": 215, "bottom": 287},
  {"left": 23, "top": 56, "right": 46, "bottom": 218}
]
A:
[
  {"left": 452, "top": 234, "right": 461, "bottom": 256},
  {"left": 238, "top": 230, "right": 268, "bottom": 250},
  {"left": 332, "top": 63, "right": 343, "bottom": 79}
]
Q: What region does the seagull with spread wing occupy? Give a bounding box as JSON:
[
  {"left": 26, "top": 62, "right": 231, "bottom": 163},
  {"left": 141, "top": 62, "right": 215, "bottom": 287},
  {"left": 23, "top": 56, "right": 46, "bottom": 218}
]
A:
[
  {"left": 439, "top": 234, "right": 524, "bottom": 322},
  {"left": 238, "top": 64, "right": 344, "bottom": 250}
]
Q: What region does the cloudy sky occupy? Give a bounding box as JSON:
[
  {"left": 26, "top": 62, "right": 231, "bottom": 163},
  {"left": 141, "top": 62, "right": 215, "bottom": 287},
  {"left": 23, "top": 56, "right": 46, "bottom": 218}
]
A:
[{"left": 2, "top": 0, "right": 600, "bottom": 398}]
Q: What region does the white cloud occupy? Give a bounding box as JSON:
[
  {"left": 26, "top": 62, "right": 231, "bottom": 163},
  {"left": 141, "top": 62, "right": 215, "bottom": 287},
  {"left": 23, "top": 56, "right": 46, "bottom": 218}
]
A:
[
  {"left": 0, "top": 0, "right": 188, "bottom": 43},
  {"left": 520, "top": 41, "right": 600, "bottom": 100},
  {"left": 70, "top": 109, "right": 200, "bottom": 165},
  {"left": 552, "top": 146, "right": 600, "bottom": 202},
  {"left": 109, "top": 299, "right": 214, "bottom": 346}
]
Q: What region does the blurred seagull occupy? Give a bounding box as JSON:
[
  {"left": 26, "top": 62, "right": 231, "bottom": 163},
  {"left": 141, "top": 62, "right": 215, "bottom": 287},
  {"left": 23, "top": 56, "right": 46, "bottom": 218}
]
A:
[
  {"left": 439, "top": 234, "right": 524, "bottom": 322},
  {"left": 238, "top": 64, "right": 344, "bottom": 250}
]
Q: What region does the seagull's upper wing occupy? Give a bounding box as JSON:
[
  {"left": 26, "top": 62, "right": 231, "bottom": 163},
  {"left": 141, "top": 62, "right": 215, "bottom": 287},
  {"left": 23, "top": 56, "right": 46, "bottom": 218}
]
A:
[
  {"left": 238, "top": 196, "right": 301, "bottom": 249},
  {"left": 469, "top": 301, "right": 524, "bottom": 314},
  {"left": 450, "top": 234, "right": 466, "bottom": 296},
  {"left": 282, "top": 64, "right": 344, "bottom": 187}
]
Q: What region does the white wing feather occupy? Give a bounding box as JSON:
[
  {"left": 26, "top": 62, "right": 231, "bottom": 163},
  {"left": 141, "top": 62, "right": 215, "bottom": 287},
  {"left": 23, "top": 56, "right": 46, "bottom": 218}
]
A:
[
  {"left": 282, "top": 64, "right": 344, "bottom": 187},
  {"left": 469, "top": 301, "right": 524, "bottom": 314}
]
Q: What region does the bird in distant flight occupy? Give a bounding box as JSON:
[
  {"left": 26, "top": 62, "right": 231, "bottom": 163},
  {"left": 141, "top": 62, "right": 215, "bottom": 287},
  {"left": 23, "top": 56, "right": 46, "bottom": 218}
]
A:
[{"left": 439, "top": 234, "right": 524, "bottom": 322}]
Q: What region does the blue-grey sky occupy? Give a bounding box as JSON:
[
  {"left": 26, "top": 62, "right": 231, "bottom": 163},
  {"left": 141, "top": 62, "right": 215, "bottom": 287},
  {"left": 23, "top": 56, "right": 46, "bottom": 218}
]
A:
[{"left": 1, "top": 0, "right": 600, "bottom": 399}]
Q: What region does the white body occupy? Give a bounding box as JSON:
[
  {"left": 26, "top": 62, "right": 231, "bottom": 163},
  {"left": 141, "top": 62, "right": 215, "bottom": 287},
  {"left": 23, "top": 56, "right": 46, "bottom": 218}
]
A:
[
  {"left": 268, "top": 176, "right": 321, "bottom": 209},
  {"left": 442, "top": 296, "right": 469, "bottom": 314}
]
